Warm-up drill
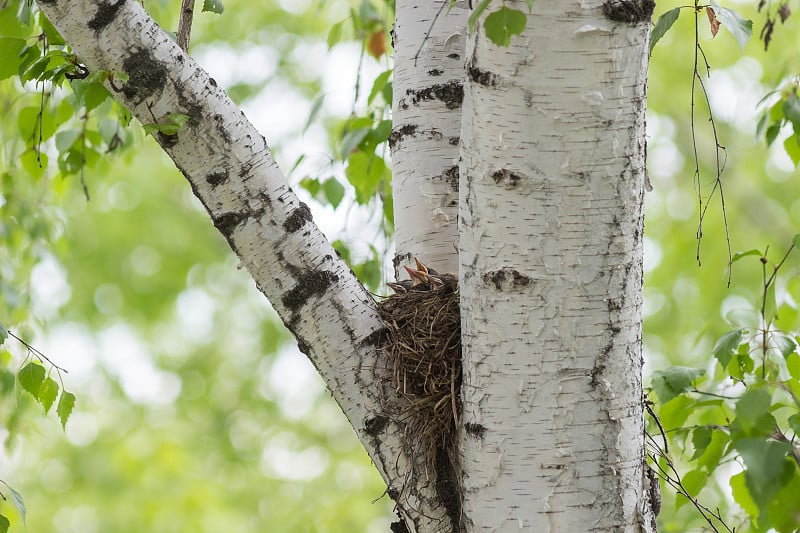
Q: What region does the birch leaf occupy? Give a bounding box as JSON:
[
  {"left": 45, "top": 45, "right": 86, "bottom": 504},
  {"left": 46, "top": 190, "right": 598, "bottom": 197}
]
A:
[
  {"left": 484, "top": 7, "right": 526, "bottom": 47},
  {"left": 202, "top": 0, "right": 224, "bottom": 14},
  {"left": 650, "top": 8, "right": 681, "bottom": 52},
  {"left": 710, "top": 2, "right": 752, "bottom": 49},
  {"left": 57, "top": 391, "right": 76, "bottom": 429},
  {"left": 18, "top": 362, "right": 45, "bottom": 399}
]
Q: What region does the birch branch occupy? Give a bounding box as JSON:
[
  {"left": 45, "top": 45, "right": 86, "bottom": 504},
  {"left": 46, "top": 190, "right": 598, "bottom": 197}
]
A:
[{"left": 34, "top": 0, "right": 449, "bottom": 529}]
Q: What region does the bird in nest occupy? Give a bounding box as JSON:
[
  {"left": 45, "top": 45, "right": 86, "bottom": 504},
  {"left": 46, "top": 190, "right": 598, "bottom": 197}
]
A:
[{"left": 387, "top": 258, "right": 457, "bottom": 293}]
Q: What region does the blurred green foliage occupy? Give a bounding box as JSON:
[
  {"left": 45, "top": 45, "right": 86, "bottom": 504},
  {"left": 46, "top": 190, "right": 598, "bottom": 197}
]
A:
[{"left": 0, "top": 0, "right": 799, "bottom": 531}]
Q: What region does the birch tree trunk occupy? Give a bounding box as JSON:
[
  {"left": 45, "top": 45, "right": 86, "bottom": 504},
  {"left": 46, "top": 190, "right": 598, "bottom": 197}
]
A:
[
  {"left": 390, "top": 0, "right": 467, "bottom": 276},
  {"left": 458, "top": 1, "right": 656, "bottom": 531}
]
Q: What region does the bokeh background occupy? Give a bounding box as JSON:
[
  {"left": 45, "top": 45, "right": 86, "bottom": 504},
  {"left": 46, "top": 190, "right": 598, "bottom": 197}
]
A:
[{"left": 1, "top": 0, "right": 799, "bottom": 531}]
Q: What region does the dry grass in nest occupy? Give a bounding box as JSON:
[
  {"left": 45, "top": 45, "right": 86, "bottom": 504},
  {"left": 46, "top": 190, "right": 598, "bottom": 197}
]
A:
[{"left": 377, "top": 284, "right": 461, "bottom": 473}]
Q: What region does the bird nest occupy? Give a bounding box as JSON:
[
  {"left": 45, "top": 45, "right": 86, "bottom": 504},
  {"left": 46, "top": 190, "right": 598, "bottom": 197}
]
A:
[{"left": 376, "top": 262, "right": 461, "bottom": 477}]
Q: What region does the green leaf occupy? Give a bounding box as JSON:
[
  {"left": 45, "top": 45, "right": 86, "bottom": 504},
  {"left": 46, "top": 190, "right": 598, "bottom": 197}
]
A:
[
  {"left": 202, "top": 0, "right": 224, "bottom": 14},
  {"left": 39, "top": 377, "right": 59, "bottom": 414},
  {"left": 709, "top": 2, "right": 752, "bottom": 50},
  {"left": 656, "top": 394, "right": 695, "bottom": 429},
  {"left": 339, "top": 127, "right": 370, "bottom": 158},
  {"left": 0, "top": 514, "right": 8, "bottom": 533},
  {"left": 327, "top": 20, "right": 345, "bottom": 50},
  {"left": 57, "top": 391, "right": 76, "bottom": 429},
  {"left": 303, "top": 95, "right": 325, "bottom": 133},
  {"left": 712, "top": 328, "right": 744, "bottom": 367},
  {"left": 731, "top": 248, "right": 762, "bottom": 263},
  {"left": 300, "top": 177, "right": 321, "bottom": 197},
  {"left": 18, "top": 362, "right": 45, "bottom": 398},
  {"left": 368, "top": 69, "right": 392, "bottom": 106},
  {"left": 0, "top": 38, "right": 26, "bottom": 81},
  {"left": 695, "top": 429, "right": 731, "bottom": 471},
  {"left": 468, "top": 0, "right": 493, "bottom": 30},
  {"left": 730, "top": 471, "right": 759, "bottom": 519},
  {"left": 793, "top": 234, "right": 800, "bottom": 248},
  {"left": 345, "top": 151, "right": 386, "bottom": 204},
  {"left": 322, "top": 177, "right": 345, "bottom": 209},
  {"left": 484, "top": 7, "right": 526, "bottom": 47},
  {"left": 650, "top": 8, "right": 681, "bottom": 53},
  {"left": 789, "top": 413, "right": 800, "bottom": 437},
  {"left": 55, "top": 129, "right": 81, "bottom": 152},
  {"left": 0, "top": 323, "right": 7, "bottom": 345},
  {"left": 772, "top": 333, "right": 796, "bottom": 358},
  {"left": 681, "top": 468, "right": 708, "bottom": 498},
  {"left": 7, "top": 485, "right": 25, "bottom": 524},
  {"left": 783, "top": 132, "right": 800, "bottom": 165},
  {"left": 765, "top": 123, "right": 781, "bottom": 146},
  {"left": 39, "top": 13, "right": 65, "bottom": 46},
  {"left": 690, "top": 426, "right": 713, "bottom": 460},
  {"left": 651, "top": 366, "right": 705, "bottom": 403},
  {"left": 782, "top": 93, "right": 800, "bottom": 128},
  {"left": 735, "top": 438, "right": 794, "bottom": 510},
  {"left": 732, "top": 388, "right": 775, "bottom": 438}
]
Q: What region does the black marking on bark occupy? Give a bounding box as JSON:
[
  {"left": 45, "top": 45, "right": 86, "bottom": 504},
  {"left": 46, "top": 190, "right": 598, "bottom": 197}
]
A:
[
  {"left": 406, "top": 81, "right": 463, "bottom": 110},
  {"left": 464, "top": 422, "right": 486, "bottom": 438},
  {"left": 209, "top": 77, "right": 217, "bottom": 87},
  {"left": 157, "top": 131, "right": 179, "bottom": 148},
  {"left": 364, "top": 415, "right": 389, "bottom": 436},
  {"left": 524, "top": 90, "right": 534, "bottom": 107},
  {"left": 296, "top": 336, "right": 311, "bottom": 356},
  {"left": 492, "top": 168, "right": 524, "bottom": 187},
  {"left": 390, "top": 517, "right": 411, "bottom": 533},
  {"left": 281, "top": 270, "right": 338, "bottom": 319},
  {"left": 213, "top": 114, "right": 232, "bottom": 145},
  {"left": 361, "top": 327, "right": 388, "bottom": 348},
  {"left": 428, "top": 68, "right": 443, "bottom": 76},
  {"left": 212, "top": 211, "right": 246, "bottom": 235},
  {"left": 121, "top": 48, "right": 168, "bottom": 104},
  {"left": 483, "top": 268, "right": 530, "bottom": 290},
  {"left": 601, "top": 0, "right": 655, "bottom": 24},
  {"left": 449, "top": 136, "right": 460, "bottom": 146},
  {"left": 88, "top": 0, "right": 125, "bottom": 32},
  {"left": 468, "top": 66, "right": 499, "bottom": 87},
  {"left": 388, "top": 124, "right": 418, "bottom": 148},
  {"left": 434, "top": 446, "right": 461, "bottom": 533},
  {"left": 443, "top": 165, "right": 459, "bottom": 191},
  {"left": 206, "top": 171, "right": 228, "bottom": 187},
  {"left": 283, "top": 202, "right": 313, "bottom": 233},
  {"left": 447, "top": 53, "right": 460, "bottom": 60}
]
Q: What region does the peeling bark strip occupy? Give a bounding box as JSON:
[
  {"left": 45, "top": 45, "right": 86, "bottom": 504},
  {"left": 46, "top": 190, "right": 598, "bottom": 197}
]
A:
[{"left": 34, "top": 3, "right": 421, "bottom": 529}]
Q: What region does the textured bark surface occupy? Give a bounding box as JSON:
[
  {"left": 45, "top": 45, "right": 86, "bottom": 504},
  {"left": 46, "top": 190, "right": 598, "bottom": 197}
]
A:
[
  {"left": 33, "top": 1, "right": 449, "bottom": 529},
  {"left": 458, "top": 1, "right": 654, "bottom": 531},
  {"left": 390, "top": 0, "right": 467, "bottom": 278}
]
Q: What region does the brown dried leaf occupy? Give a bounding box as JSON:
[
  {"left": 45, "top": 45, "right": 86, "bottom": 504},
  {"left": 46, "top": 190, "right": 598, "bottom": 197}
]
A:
[
  {"left": 706, "top": 7, "right": 721, "bottom": 37},
  {"left": 778, "top": 3, "right": 791, "bottom": 23}
]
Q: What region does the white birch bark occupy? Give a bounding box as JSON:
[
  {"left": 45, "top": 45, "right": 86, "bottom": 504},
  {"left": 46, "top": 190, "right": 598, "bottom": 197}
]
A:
[
  {"left": 390, "top": 0, "right": 468, "bottom": 277},
  {"left": 458, "top": 1, "right": 655, "bottom": 531},
  {"left": 34, "top": 0, "right": 448, "bottom": 529}
]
